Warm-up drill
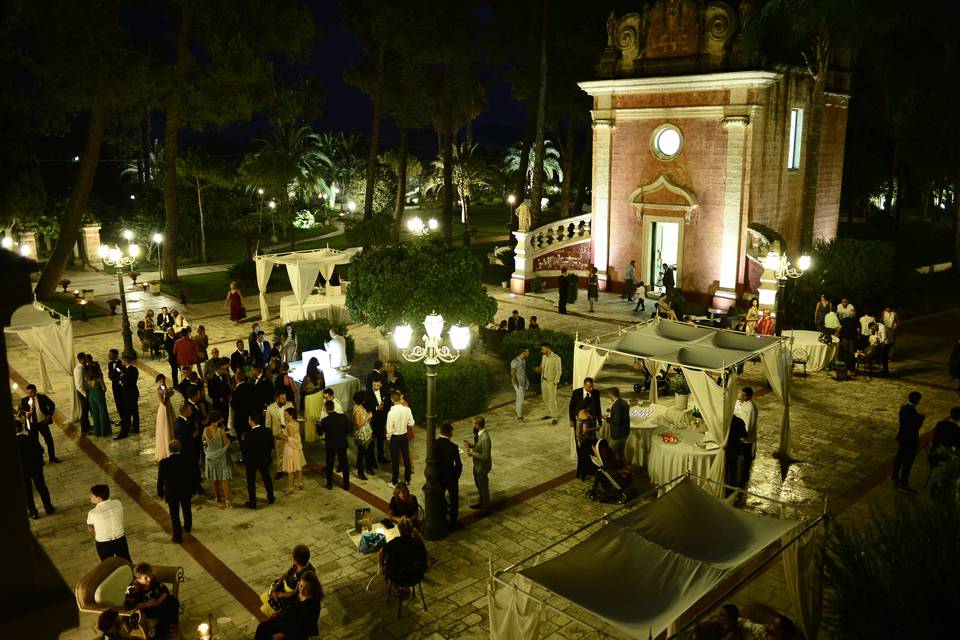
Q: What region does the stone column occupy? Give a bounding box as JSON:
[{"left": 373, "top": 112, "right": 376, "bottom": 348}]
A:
[
  {"left": 510, "top": 231, "right": 530, "bottom": 294},
  {"left": 18, "top": 231, "right": 38, "bottom": 260},
  {"left": 717, "top": 115, "right": 751, "bottom": 301},
  {"left": 80, "top": 225, "right": 102, "bottom": 267},
  {"left": 590, "top": 104, "right": 615, "bottom": 290}
]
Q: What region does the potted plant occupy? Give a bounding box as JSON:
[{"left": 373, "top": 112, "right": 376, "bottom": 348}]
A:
[
  {"left": 148, "top": 281, "right": 161, "bottom": 294},
  {"left": 59, "top": 278, "right": 71, "bottom": 293},
  {"left": 128, "top": 271, "right": 142, "bottom": 285},
  {"left": 106, "top": 298, "right": 121, "bottom": 315},
  {"left": 668, "top": 371, "right": 690, "bottom": 410}
]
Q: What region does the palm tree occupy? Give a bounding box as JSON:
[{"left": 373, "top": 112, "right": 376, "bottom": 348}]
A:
[
  {"left": 315, "top": 132, "right": 365, "bottom": 209},
  {"left": 423, "top": 143, "right": 495, "bottom": 226},
  {"left": 120, "top": 139, "right": 164, "bottom": 185},
  {"left": 502, "top": 139, "right": 563, "bottom": 192}
]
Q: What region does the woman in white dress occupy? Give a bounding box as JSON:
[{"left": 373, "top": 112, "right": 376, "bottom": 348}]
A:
[{"left": 154, "top": 374, "right": 176, "bottom": 461}]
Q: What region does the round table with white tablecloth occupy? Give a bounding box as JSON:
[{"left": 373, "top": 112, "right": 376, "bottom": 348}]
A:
[
  {"left": 622, "top": 403, "right": 687, "bottom": 467},
  {"left": 782, "top": 329, "right": 838, "bottom": 371},
  {"left": 279, "top": 293, "right": 349, "bottom": 324},
  {"left": 647, "top": 426, "right": 719, "bottom": 486}
]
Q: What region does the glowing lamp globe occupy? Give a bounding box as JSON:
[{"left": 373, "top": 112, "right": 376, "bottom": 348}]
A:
[
  {"left": 109, "top": 247, "right": 123, "bottom": 263},
  {"left": 122, "top": 229, "right": 133, "bottom": 241},
  {"left": 1, "top": 236, "right": 12, "bottom": 249},
  {"left": 20, "top": 244, "right": 31, "bottom": 257},
  {"left": 798, "top": 254, "right": 811, "bottom": 272},
  {"left": 427, "top": 218, "right": 438, "bottom": 230},
  {"left": 394, "top": 324, "right": 414, "bottom": 350},
  {"left": 347, "top": 201, "right": 357, "bottom": 212},
  {"left": 98, "top": 245, "right": 110, "bottom": 260},
  {"left": 152, "top": 233, "right": 163, "bottom": 244},
  {"left": 128, "top": 244, "right": 140, "bottom": 258},
  {"left": 449, "top": 324, "right": 471, "bottom": 351},
  {"left": 424, "top": 313, "right": 444, "bottom": 340}
]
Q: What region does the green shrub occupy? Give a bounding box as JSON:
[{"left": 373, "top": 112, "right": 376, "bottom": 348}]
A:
[
  {"left": 399, "top": 359, "right": 488, "bottom": 423},
  {"left": 498, "top": 328, "right": 575, "bottom": 387},
  {"left": 272, "top": 319, "right": 355, "bottom": 362},
  {"left": 531, "top": 276, "right": 544, "bottom": 293}
]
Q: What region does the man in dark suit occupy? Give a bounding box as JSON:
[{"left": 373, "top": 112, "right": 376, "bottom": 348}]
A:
[
  {"left": 605, "top": 387, "right": 630, "bottom": 463},
  {"left": 435, "top": 422, "right": 463, "bottom": 528},
  {"left": 19, "top": 384, "right": 60, "bottom": 463},
  {"left": 507, "top": 310, "right": 526, "bottom": 332},
  {"left": 893, "top": 390, "right": 924, "bottom": 494},
  {"left": 364, "top": 377, "right": 390, "bottom": 466},
  {"left": 320, "top": 401, "right": 351, "bottom": 490},
  {"left": 115, "top": 355, "right": 140, "bottom": 439},
  {"left": 243, "top": 415, "right": 275, "bottom": 509},
  {"left": 156, "top": 306, "right": 173, "bottom": 331},
  {"left": 157, "top": 439, "right": 193, "bottom": 543},
  {"left": 173, "top": 404, "right": 201, "bottom": 495},
  {"left": 557, "top": 268, "right": 569, "bottom": 315},
  {"left": 208, "top": 358, "right": 232, "bottom": 424},
  {"left": 661, "top": 263, "right": 675, "bottom": 294},
  {"left": 364, "top": 360, "right": 384, "bottom": 392},
  {"left": 568, "top": 377, "right": 602, "bottom": 427},
  {"left": 230, "top": 339, "right": 249, "bottom": 374},
  {"left": 16, "top": 420, "right": 55, "bottom": 519},
  {"left": 107, "top": 349, "right": 124, "bottom": 422},
  {"left": 248, "top": 323, "right": 261, "bottom": 358},
  {"left": 253, "top": 331, "right": 271, "bottom": 367},
  {"left": 164, "top": 329, "right": 179, "bottom": 386},
  {"left": 251, "top": 363, "right": 274, "bottom": 420},
  {"left": 231, "top": 370, "right": 255, "bottom": 463}
]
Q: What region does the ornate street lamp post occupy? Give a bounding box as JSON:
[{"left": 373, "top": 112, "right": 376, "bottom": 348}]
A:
[
  {"left": 394, "top": 313, "right": 471, "bottom": 540},
  {"left": 762, "top": 250, "right": 811, "bottom": 337},
  {"left": 98, "top": 243, "right": 140, "bottom": 361}
]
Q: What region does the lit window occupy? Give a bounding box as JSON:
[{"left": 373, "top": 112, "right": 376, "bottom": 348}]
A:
[
  {"left": 651, "top": 124, "right": 683, "bottom": 160},
  {"left": 787, "top": 108, "right": 804, "bottom": 170}
]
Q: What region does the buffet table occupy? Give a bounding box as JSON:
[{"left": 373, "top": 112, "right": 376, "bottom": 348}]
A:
[
  {"left": 279, "top": 293, "right": 349, "bottom": 324},
  {"left": 289, "top": 348, "right": 359, "bottom": 442},
  {"left": 623, "top": 403, "right": 687, "bottom": 467},
  {"left": 782, "top": 329, "right": 837, "bottom": 372},
  {"left": 647, "top": 425, "right": 719, "bottom": 486}
]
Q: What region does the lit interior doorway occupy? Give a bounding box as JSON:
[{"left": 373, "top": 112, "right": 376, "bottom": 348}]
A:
[{"left": 649, "top": 221, "right": 679, "bottom": 293}]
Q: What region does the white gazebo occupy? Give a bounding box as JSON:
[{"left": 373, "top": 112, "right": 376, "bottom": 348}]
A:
[
  {"left": 253, "top": 246, "right": 361, "bottom": 323},
  {"left": 5, "top": 300, "right": 79, "bottom": 422},
  {"left": 572, "top": 318, "right": 793, "bottom": 495}
]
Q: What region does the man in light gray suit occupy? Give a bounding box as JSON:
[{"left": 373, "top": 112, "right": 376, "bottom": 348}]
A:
[{"left": 466, "top": 416, "right": 492, "bottom": 513}]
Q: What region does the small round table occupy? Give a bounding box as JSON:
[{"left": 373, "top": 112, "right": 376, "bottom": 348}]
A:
[
  {"left": 782, "top": 329, "right": 838, "bottom": 372},
  {"left": 647, "top": 426, "right": 719, "bottom": 486}
]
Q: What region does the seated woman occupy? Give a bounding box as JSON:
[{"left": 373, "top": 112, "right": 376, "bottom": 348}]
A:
[
  {"left": 387, "top": 482, "right": 436, "bottom": 564},
  {"left": 255, "top": 570, "right": 323, "bottom": 640},
  {"left": 261, "top": 545, "right": 315, "bottom": 617},
  {"left": 575, "top": 399, "right": 600, "bottom": 481},
  {"left": 123, "top": 563, "right": 179, "bottom": 639},
  {"left": 596, "top": 439, "right": 630, "bottom": 480},
  {"left": 379, "top": 516, "right": 428, "bottom": 593}
]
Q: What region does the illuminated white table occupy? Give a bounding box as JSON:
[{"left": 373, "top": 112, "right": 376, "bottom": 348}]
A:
[
  {"left": 290, "top": 349, "right": 359, "bottom": 441},
  {"left": 622, "top": 403, "right": 691, "bottom": 467},
  {"left": 279, "top": 293, "right": 349, "bottom": 324},
  {"left": 782, "top": 329, "right": 838, "bottom": 372},
  {"left": 647, "top": 426, "right": 718, "bottom": 486}
]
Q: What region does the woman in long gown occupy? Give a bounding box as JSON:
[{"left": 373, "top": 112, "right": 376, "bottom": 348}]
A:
[
  {"left": 154, "top": 374, "right": 175, "bottom": 461},
  {"left": 87, "top": 373, "right": 112, "bottom": 437},
  {"left": 280, "top": 407, "right": 306, "bottom": 492},
  {"left": 225, "top": 281, "right": 244, "bottom": 322},
  {"left": 301, "top": 358, "right": 325, "bottom": 441},
  {"left": 280, "top": 323, "right": 299, "bottom": 363}
]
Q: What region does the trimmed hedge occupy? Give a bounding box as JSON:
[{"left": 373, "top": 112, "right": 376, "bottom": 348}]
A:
[
  {"left": 498, "top": 328, "right": 575, "bottom": 387},
  {"left": 272, "top": 319, "right": 355, "bottom": 362},
  {"left": 399, "top": 359, "right": 489, "bottom": 424}
]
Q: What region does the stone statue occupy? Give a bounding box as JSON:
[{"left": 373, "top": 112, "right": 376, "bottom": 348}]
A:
[
  {"left": 516, "top": 200, "right": 532, "bottom": 232},
  {"left": 606, "top": 11, "right": 617, "bottom": 46}
]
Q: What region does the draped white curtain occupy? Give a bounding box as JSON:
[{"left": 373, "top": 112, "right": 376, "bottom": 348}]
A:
[
  {"left": 572, "top": 344, "right": 609, "bottom": 388},
  {"left": 761, "top": 342, "right": 791, "bottom": 457},
  {"left": 782, "top": 520, "right": 825, "bottom": 639},
  {"left": 318, "top": 261, "right": 336, "bottom": 284},
  {"left": 255, "top": 258, "right": 274, "bottom": 321},
  {"left": 681, "top": 368, "right": 737, "bottom": 496},
  {"left": 285, "top": 261, "right": 323, "bottom": 309},
  {"left": 10, "top": 317, "right": 78, "bottom": 421},
  {"left": 488, "top": 575, "right": 543, "bottom": 640}
]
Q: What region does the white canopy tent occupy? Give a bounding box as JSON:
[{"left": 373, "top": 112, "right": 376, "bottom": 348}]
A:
[
  {"left": 5, "top": 301, "right": 79, "bottom": 422},
  {"left": 490, "top": 476, "right": 824, "bottom": 640},
  {"left": 253, "top": 246, "right": 361, "bottom": 321},
  {"left": 572, "top": 318, "right": 793, "bottom": 495}
]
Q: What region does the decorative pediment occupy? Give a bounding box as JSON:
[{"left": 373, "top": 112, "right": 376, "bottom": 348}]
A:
[{"left": 629, "top": 174, "right": 699, "bottom": 224}]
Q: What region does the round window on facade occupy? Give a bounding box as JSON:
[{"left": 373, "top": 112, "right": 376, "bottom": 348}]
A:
[{"left": 651, "top": 124, "right": 683, "bottom": 160}]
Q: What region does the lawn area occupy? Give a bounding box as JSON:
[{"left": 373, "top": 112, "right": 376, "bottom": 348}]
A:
[
  {"left": 192, "top": 223, "right": 340, "bottom": 266},
  {"left": 43, "top": 291, "right": 109, "bottom": 318},
  {"left": 160, "top": 270, "right": 291, "bottom": 303}
]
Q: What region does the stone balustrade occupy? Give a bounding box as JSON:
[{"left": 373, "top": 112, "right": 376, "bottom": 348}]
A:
[{"left": 510, "top": 213, "right": 593, "bottom": 293}]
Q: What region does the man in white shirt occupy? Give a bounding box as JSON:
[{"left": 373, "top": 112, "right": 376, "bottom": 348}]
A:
[
  {"left": 868, "top": 322, "right": 891, "bottom": 375},
  {"left": 87, "top": 484, "right": 131, "bottom": 561},
  {"left": 733, "top": 387, "right": 758, "bottom": 488},
  {"left": 265, "top": 390, "right": 293, "bottom": 476},
  {"left": 322, "top": 388, "right": 343, "bottom": 414},
  {"left": 535, "top": 343, "right": 562, "bottom": 425},
  {"left": 859, "top": 310, "right": 876, "bottom": 349},
  {"left": 385, "top": 390, "right": 414, "bottom": 486},
  {"left": 622, "top": 260, "right": 636, "bottom": 301},
  {"left": 74, "top": 352, "right": 92, "bottom": 433},
  {"left": 510, "top": 347, "right": 529, "bottom": 422},
  {"left": 326, "top": 328, "right": 348, "bottom": 368},
  {"left": 836, "top": 297, "right": 856, "bottom": 319},
  {"left": 882, "top": 305, "right": 899, "bottom": 355}
]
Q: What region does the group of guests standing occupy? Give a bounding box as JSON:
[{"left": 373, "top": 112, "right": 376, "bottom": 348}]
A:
[
  {"left": 71, "top": 350, "right": 140, "bottom": 440},
  {"left": 814, "top": 295, "right": 899, "bottom": 377}
]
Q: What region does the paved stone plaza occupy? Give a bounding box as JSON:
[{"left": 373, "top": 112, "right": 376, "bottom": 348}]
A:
[{"left": 9, "top": 279, "right": 959, "bottom": 639}]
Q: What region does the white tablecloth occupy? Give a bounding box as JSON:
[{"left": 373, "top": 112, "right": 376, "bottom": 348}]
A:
[
  {"left": 279, "top": 293, "right": 349, "bottom": 324},
  {"left": 783, "top": 329, "right": 838, "bottom": 371},
  {"left": 623, "top": 404, "right": 683, "bottom": 467},
  {"left": 647, "top": 426, "right": 719, "bottom": 486},
  {"left": 301, "top": 373, "right": 360, "bottom": 442}
]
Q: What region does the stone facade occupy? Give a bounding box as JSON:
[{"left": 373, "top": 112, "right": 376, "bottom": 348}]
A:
[{"left": 580, "top": 0, "right": 849, "bottom": 306}]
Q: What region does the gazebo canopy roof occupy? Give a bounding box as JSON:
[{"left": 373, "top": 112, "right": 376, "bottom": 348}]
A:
[
  {"left": 8, "top": 301, "right": 61, "bottom": 332},
  {"left": 253, "top": 246, "right": 360, "bottom": 267}
]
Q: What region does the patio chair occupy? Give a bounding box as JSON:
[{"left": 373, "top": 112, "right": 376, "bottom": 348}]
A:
[
  {"left": 791, "top": 348, "right": 808, "bottom": 378},
  {"left": 385, "top": 561, "right": 428, "bottom": 618}
]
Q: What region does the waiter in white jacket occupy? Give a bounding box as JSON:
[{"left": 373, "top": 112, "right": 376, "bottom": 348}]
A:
[{"left": 733, "top": 386, "right": 758, "bottom": 487}]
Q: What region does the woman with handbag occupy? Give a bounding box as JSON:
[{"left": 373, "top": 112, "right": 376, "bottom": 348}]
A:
[
  {"left": 225, "top": 281, "right": 244, "bottom": 322},
  {"left": 352, "top": 391, "right": 373, "bottom": 480}
]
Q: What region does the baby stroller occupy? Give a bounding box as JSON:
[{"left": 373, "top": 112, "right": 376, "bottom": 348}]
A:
[{"left": 585, "top": 439, "right": 633, "bottom": 504}]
